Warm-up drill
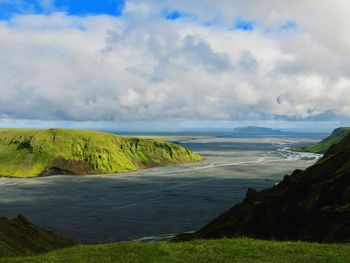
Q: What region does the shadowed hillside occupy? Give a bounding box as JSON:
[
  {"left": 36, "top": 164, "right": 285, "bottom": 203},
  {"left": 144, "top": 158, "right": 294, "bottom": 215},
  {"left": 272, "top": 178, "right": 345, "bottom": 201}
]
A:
[
  {"left": 176, "top": 134, "right": 350, "bottom": 243},
  {"left": 0, "top": 215, "right": 73, "bottom": 257},
  {"left": 0, "top": 129, "right": 202, "bottom": 177}
]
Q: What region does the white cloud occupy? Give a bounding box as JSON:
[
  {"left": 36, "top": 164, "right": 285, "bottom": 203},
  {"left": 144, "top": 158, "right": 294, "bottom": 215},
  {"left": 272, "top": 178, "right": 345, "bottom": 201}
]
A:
[
  {"left": 0, "top": 1, "right": 350, "bottom": 123},
  {"left": 235, "top": 82, "right": 258, "bottom": 106}
]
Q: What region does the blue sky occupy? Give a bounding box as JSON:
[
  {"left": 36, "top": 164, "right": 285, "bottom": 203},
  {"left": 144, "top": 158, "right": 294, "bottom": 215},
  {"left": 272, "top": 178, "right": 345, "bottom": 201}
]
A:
[
  {"left": 0, "top": 1, "right": 349, "bottom": 132},
  {"left": 55, "top": 0, "right": 125, "bottom": 16},
  {"left": 0, "top": 0, "right": 125, "bottom": 18},
  {"left": 233, "top": 18, "right": 255, "bottom": 31}
]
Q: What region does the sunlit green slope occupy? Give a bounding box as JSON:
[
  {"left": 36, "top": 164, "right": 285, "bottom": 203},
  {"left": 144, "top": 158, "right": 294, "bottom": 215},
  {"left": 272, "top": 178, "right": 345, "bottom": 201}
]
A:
[
  {"left": 296, "top": 127, "right": 350, "bottom": 153},
  {"left": 0, "top": 128, "right": 202, "bottom": 178}
]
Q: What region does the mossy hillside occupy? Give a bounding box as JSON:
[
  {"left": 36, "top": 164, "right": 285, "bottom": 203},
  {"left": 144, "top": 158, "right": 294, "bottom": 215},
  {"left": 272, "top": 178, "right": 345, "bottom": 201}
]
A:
[
  {"left": 0, "top": 129, "right": 202, "bottom": 177},
  {"left": 1, "top": 238, "right": 349, "bottom": 263},
  {"left": 296, "top": 127, "right": 350, "bottom": 153}
]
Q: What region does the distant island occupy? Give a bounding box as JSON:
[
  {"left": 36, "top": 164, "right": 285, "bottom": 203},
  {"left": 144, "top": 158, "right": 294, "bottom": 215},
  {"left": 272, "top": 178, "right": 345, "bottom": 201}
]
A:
[
  {"left": 233, "top": 126, "right": 283, "bottom": 135},
  {"left": 0, "top": 129, "right": 202, "bottom": 178}
]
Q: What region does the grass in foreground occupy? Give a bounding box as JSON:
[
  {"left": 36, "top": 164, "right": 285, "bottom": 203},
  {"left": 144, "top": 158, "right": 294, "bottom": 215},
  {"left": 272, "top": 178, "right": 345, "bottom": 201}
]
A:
[{"left": 1, "top": 238, "right": 349, "bottom": 263}]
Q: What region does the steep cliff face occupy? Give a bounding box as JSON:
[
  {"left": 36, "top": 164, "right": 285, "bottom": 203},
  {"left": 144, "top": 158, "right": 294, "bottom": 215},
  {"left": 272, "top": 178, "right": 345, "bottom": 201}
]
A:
[
  {"left": 176, "top": 135, "right": 350, "bottom": 243},
  {"left": 0, "top": 129, "right": 202, "bottom": 177},
  {"left": 0, "top": 215, "right": 73, "bottom": 257}
]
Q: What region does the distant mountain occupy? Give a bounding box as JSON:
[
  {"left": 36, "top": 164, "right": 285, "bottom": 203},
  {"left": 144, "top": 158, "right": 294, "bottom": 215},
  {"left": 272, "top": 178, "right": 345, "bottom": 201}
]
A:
[
  {"left": 233, "top": 126, "right": 282, "bottom": 135},
  {"left": 175, "top": 133, "right": 350, "bottom": 243},
  {"left": 0, "top": 129, "right": 202, "bottom": 178},
  {"left": 0, "top": 215, "right": 73, "bottom": 257},
  {"left": 296, "top": 127, "right": 350, "bottom": 153}
]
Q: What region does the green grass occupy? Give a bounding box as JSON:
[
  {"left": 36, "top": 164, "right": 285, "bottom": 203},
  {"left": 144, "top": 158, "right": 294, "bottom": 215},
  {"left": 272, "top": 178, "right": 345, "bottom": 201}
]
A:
[
  {"left": 0, "top": 128, "right": 202, "bottom": 178},
  {"left": 1, "top": 238, "right": 349, "bottom": 263},
  {"left": 296, "top": 127, "right": 350, "bottom": 153}
]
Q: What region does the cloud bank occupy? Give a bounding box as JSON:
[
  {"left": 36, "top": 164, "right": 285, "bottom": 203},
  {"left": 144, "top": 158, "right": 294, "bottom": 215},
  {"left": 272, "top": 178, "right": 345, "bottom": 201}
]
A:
[{"left": 0, "top": 0, "right": 350, "bottom": 123}]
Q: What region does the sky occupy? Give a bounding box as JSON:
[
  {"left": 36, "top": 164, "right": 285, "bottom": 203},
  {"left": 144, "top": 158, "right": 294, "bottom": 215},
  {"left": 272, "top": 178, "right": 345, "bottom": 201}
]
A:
[{"left": 0, "top": 0, "right": 350, "bottom": 132}]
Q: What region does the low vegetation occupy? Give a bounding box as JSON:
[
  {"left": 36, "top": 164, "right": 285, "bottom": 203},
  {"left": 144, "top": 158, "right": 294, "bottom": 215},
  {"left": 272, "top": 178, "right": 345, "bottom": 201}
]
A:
[
  {"left": 0, "top": 128, "right": 202, "bottom": 177},
  {"left": 1, "top": 238, "right": 349, "bottom": 263}
]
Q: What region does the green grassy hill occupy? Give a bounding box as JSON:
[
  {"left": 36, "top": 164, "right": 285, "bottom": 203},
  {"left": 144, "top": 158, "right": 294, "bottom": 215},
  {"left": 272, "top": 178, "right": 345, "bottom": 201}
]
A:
[
  {"left": 0, "top": 215, "right": 73, "bottom": 258},
  {"left": 296, "top": 127, "right": 350, "bottom": 153},
  {"left": 1, "top": 238, "right": 349, "bottom": 263},
  {"left": 177, "top": 133, "right": 350, "bottom": 243},
  {"left": 0, "top": 129, "right": 202, "bottom": 178}
]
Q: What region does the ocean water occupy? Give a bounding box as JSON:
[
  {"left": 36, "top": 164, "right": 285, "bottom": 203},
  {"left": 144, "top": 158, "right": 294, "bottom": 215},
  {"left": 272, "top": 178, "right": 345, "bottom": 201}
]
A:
[{"left": 0, "top": 134, "right": 323, "bottom": 243}]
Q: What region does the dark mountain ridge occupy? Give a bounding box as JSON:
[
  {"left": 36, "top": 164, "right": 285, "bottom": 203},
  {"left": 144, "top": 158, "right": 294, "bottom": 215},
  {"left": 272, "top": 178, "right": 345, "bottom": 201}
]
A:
[
  {"left": 176, "top": 133, "right": 350, "bottom": 243},
  {"left": 0, "top": 215, "right": 73, "bottom": 257}
]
